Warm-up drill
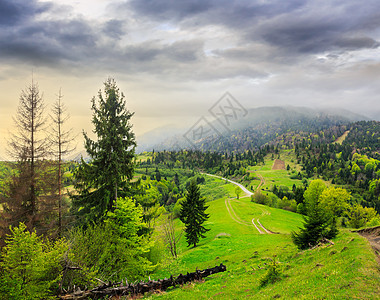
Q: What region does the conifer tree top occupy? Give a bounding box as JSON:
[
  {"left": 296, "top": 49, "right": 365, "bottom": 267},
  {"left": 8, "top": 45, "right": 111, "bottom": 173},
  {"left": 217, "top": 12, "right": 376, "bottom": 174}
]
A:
[{"left": 72, "top": 78, "right": 136, "bottom": 223}]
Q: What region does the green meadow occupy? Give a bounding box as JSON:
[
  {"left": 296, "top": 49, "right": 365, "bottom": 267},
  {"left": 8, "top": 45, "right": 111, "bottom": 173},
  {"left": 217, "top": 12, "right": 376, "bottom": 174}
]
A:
[{"left": 147, "top": 176, "right": 380, "bottom": 299}]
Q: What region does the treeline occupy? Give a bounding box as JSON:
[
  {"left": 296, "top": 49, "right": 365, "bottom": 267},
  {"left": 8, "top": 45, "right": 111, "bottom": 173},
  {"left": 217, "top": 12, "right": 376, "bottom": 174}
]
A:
[
  {"left": 296, "top": 121, "right": 380, "bottom": 212},
  {"left": 138, "top": 145, "right": 280, "bottom": 176},
  {"left": 269, "top": 124, "right": 347, "bottom": 149},
  {"left": 188, "top": 117, "right": 348, "bottom": 153},
  {"left": 343, "top": 121, "right": 380, "bottom": 159},
  {"left": 150, "top": 108, "right": 352, "bottom": 153}
]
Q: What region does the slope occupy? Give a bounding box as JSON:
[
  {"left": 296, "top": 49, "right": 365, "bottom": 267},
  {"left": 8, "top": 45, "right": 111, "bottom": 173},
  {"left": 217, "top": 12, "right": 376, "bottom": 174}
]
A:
[{"left": 147, "top": 177, "right": 380, "bottom": 299}]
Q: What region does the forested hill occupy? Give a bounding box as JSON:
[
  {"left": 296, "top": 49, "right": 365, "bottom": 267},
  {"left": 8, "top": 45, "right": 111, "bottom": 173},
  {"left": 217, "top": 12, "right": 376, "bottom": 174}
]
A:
[
  {"left": 137, "top": 106, "right": 368, "bottom": 153},
  {"left": 138, "top": 120, "right": 380, "bottom": 213}
]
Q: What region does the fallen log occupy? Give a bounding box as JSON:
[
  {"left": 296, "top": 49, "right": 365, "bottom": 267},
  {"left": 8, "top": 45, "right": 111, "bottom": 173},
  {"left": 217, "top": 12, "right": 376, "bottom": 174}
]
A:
[{"left": 60, "top": 263, "right": 226, "bottom": 299}]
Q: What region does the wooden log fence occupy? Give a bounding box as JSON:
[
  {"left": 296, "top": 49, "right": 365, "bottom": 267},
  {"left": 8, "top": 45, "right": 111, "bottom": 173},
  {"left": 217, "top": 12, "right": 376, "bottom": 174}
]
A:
[{"left": 60, "top": 263, "right": 227, "bottom": 299}]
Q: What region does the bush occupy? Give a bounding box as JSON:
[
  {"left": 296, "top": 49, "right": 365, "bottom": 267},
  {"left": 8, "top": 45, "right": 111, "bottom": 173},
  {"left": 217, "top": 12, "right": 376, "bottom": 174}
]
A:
[
  {"left": 296, "top": 203, "right": 306, "bottom": 215},
  {"left": 346, "top": 204, "right": 380, "bottom": 228},
  {"left": 251, "top": 190, "right": 267, "bottom": 204},
  {"left": 0, "top": 223, "right": 68, "bottom": 300},
  {"left": 173, "top": 197, "right": 185, "bottom": 219},
  {"left": 69, "top": 197, "right": 154, "bottom": 282},
  {"left": 259, "top": 256, "right": 281, "bottom": 287},
  {"left": 267, "top": 193, "right": 279, "bottom": 208}
]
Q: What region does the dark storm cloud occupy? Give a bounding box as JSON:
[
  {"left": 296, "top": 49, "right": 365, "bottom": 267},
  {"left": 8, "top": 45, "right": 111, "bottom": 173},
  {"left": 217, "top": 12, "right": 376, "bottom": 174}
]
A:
[
  {"left": 102, "top": 20, "right": 126, "bottom": 40},
  {"left": 128, "top": 0, "right": 380, "bottom": 55},
  {"left": 335, "top": 36, "right": 379, "bottom": 50},
  {"left": 0, "top": 18, "right": 98, "bottom": 66},
  {"left": 116, "top": 39, "right": 205, "bottom": 73},
  {"left": 128, "top": 0, "right": 215, "bottom": 21},
  {"left": 0, "top": 1, "right": 119, "bottom": 69},
  {"left": 1, "top": 0, "right": 379, "bottom": 81},
  {"left": 0, "top": 0, "right": 51, "bottom": 26},
  {"left": 254, "top": 1, "right": 380, "bottom": 54},
  {"left": 0, "top": 0, "right": 207, "bottom": 75},
  {"left": 127, "top": 0, "right": 304, "bottom": 27}
]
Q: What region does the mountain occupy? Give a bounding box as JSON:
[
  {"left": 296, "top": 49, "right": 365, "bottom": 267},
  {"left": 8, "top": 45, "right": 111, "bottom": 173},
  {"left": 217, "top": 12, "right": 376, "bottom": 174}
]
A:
[
  {"left": 136, "top": 106, "right": 369, "bottom": 153},
  {"left": 66, "top": 150, "right": 90, "bottom": 162},
  {"left": 136, "top": 125, "right": 186, "bottom": 153}
]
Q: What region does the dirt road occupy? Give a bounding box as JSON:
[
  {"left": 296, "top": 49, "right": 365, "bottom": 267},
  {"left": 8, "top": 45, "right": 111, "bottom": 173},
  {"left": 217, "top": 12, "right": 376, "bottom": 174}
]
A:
[
  {"left": 202, "top": 173, "right": 253, "bottom": 197},
  {"left": 202, "top": 173, "right": 272, "bottom": 234},
  {"left": 356, "top": 226, "right": 380, "bottom": 264}
]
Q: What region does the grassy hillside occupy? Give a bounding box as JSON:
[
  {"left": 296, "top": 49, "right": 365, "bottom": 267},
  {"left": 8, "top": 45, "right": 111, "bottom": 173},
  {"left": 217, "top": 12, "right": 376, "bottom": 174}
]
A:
[{"left": 147, "top": 177, "right": 380, "bottom": 299}]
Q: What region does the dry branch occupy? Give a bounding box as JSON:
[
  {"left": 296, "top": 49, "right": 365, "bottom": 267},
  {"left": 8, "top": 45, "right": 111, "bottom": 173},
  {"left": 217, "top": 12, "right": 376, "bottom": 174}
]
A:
[{"left": 60, "top": 263, "right": 226, "bottom": 299}]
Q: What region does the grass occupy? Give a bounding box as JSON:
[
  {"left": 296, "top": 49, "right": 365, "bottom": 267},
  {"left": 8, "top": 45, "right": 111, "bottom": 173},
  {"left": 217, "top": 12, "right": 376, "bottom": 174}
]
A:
[
  {"left": 137, "top": 152, "right": 153, "bottom": 162},
  {"left": 246, "top": 151, "right": 304, "bottom": 192},
  {"left": 229, "top": 198, "right": 304, "bottom": 234},
  {"left": 334, "top": 130, "right": 350, "bottom": 145},
  {"left": 200, "top": 176, "right": 246, "bottom": 200},
  {"left": 146, "top": 176, "right": 380, "bottom": 299},
  {"left": 199, "top": 176, "right": 229, "bottom": 201}
]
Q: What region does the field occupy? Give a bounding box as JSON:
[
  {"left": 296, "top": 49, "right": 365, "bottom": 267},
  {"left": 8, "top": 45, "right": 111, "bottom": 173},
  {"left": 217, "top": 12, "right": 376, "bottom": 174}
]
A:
[
  {"left": 147, "top": 176, "right": 380, "bottom": 299},
  {"left": 247, "top": 152, "right": 303, "bottom": 192},
  {"left": 334, "top": 130, "right": 350, "bottom": 145}
]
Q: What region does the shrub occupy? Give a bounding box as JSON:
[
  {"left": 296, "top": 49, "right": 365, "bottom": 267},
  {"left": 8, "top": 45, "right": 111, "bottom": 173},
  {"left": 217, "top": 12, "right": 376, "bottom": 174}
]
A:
[
  {"left": 259, "top": 256, "right": 281, "bottom": 287},
  {"left": 69, "top": 197, "right": 154, "bottom": 282},
  {"left": 251, "top": 190, "right": 267, "bottom": 204},
  {"left": 0, "top": 223, "right": 68, "bottom": 300},
  {"left": 346, "top": 204, "right": 380, "bottom": 228},
  {"left": 267, "top": 193, "right": 279, "bottom": 208},
  {"left": 173, "top": 197, "right": 185, "bottom": 218},
  {"left": 296, "top": 203, "right": 306, "bottom": 215}
]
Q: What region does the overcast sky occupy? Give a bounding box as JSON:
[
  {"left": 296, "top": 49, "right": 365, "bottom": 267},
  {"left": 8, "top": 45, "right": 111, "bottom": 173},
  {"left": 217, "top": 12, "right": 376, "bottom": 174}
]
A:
[{"left": 0, "top": 0, "right": 379, "bottom": 159}]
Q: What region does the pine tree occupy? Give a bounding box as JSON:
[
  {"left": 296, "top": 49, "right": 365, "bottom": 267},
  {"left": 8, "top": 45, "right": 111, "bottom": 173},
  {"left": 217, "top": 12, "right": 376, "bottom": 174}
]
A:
[
  {"left": 291, "top": 203, "right": 329, "bottom": 249},
  {"left": 71, "top": 78, "right": 136, "bottom": 223},
  {"left": 291, "top": 180, "right": 341, "bottom": 249},
  {"left": 179, "top": 180, "right": 209, "bottom": 247}
]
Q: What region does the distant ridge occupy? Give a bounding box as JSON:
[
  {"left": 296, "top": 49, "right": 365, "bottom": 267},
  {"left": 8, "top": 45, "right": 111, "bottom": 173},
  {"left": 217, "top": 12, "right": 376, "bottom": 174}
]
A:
[
  {"left": 66, "top": 150, "right": 90, "bottom": 162},
  {"left": 136, "top": 105, "right": 369, "bottom": 153}
]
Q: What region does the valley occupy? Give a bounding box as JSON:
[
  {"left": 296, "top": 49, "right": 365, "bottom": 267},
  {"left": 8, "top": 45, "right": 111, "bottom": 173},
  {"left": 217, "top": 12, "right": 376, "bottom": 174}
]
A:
[
  {"left": 132, "top": 139, "right": 380, "bottom": 298},
  {"left": 144, "top": 174, "right": 380, "bottom": 299},
  {"left": 1, "top": 105, "right": 380, "bottom": 299}
]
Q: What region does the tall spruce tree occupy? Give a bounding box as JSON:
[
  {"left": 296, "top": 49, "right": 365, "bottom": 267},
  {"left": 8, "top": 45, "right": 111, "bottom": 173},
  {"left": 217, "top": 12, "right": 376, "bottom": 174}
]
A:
[
  {"left": 71, "top": 78, "right": 136, "bottom": 223},
  {"left": 180, "top": 180, "right": 209, "bottom": 247}
]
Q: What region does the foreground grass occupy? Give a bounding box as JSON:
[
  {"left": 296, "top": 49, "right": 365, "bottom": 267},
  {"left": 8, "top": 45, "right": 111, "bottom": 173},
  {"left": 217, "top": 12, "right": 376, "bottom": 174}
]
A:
[{"left": 147, "top": 180, "right": 380, "bottom": 299}]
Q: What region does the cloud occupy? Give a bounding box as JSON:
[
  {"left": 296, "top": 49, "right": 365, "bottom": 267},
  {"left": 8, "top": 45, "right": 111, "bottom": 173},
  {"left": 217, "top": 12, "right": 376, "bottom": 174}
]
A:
[
  {"left": 0, "top": 0, "right": 100, "bottom": 67},
  {"left": 249, "top": 1, "right": 380, "bottom": 54},
  {"left": 0, "top": 0, "right": 379, "bottom": 85},
  {"left": 102, "top": 19, "right": 126, "bottom": 40},
  {"left": 127, "top": 0, "right": 380, "bottom": 56},
  {"left": 0, "top": 0, "right": 51, "bottom": 26},
  {"left": 127, "top": 0, "right": 304, "bottom": 28}
]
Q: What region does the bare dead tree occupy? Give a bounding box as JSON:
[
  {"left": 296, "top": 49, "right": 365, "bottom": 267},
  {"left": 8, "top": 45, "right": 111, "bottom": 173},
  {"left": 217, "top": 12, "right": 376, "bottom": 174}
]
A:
[
  {"left": 5, "top": 80, "right": 48, "bottom": 229},
  {"left": 163, "top": 213, "right": 182, "bottom": 258},
  {"left": 49, "top": 89, "right": 75, "bottom": 237},
  {"left": 0, "top": 157, "right": 33, "bottom": 246}
]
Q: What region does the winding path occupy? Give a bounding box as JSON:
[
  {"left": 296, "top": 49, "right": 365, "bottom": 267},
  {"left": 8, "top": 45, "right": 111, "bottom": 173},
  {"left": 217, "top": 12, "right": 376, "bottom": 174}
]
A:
[
  {"left": 202, "top": 173, "right": 272, "bottom": 234},
  {"left": 202, "top": 173, "right": 253, "bottom": 197}
]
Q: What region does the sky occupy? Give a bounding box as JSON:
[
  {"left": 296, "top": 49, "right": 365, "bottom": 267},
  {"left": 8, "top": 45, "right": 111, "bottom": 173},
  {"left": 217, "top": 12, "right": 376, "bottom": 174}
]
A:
[{"left": 0, "top": 0, "right": 379, "bottom": 159}]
